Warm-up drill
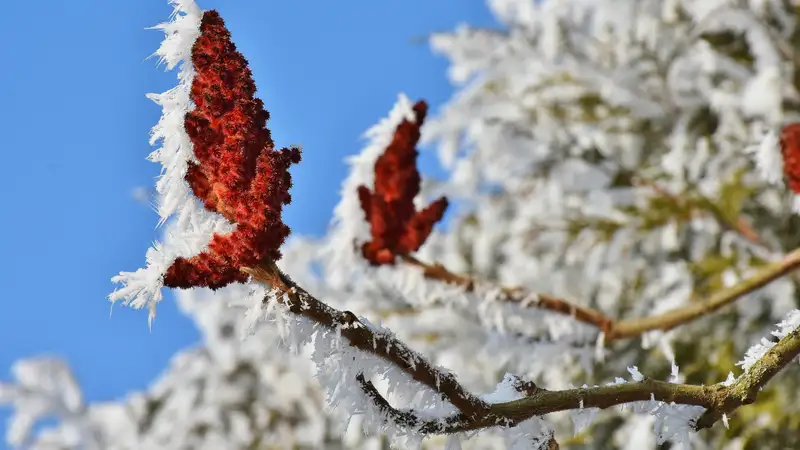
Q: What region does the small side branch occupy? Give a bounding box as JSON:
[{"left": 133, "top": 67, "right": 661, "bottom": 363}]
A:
[
  {"left": 400, "top": 248, "right": 800, "bottom": 342},
  {"left": 399, "top": 254, "right": 615, "bottom": 332},
  {"left": 355, "top": 373, "right": 484, "bottom": 434}
]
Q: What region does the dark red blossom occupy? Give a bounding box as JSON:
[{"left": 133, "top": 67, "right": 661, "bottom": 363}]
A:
[
  {"left": 164, "top": 10, "right": 301, "bottom": 290},
  {"left": 781, "top": 123, "right": 800, "bottom": 194},
  {"left": 357, "top": 100, "right": 449, "bottom": 265}
]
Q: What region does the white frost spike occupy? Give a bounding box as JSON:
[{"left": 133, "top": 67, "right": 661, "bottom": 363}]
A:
[
  {"left": 772, "top": 309, "right": 800, "bottom": 339},
  {"left": 227, "top": 283, "right": 272, "bottom": 337},
  {"left": 500, "top": 417, "right": 553, "bottom": 450},
  {"left": 109, "top": 199, "right": 233, "bottom": 325},
  {"left": 746, "top": 128, "right": 783, "bottom": 186},
  {"left": 570, "top": 389, "right": 599, "bottom": 436},
  {"left": 148, "top": 0, "right": 203, "bottom": 70},
  {"left": 481, "top": 373, "right": 527, "bottom": 403},
  {"left": 595, "top": 331, "right": 606, "bottom": 362},
  {"left": 627, "top": 366, "right": 645, "bottom": 381},
  {"left": 722, "top": 371, "right": 736, "bottom": 387},
  {"left": 651, "top": 403, "right": 705, "bottom": 446},
  {"left": 669, "top": 361, "right": 681, "bottom": 383},
  {"left": 109, "top": 243, "right": 167, "bottom": 325}
]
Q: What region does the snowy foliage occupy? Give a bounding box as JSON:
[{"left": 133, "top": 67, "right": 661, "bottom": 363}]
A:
[{"left": 4, "top": 0, "right": 800, "bottom": 449}]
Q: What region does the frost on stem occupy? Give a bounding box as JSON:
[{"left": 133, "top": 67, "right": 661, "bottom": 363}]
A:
[
  {"left": 110, "top": 3, "right": 300, "bottom": 322},
  {"left": 733, "top": 309, "right": 800, "bottom": 375},
  {"left": 357, "top": 100, "right": 449, "bottom": 265}
]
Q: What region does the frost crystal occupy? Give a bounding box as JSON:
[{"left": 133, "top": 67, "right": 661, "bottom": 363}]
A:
[{"left": 747, "top": 128, "right": 783, "bottom": 185}]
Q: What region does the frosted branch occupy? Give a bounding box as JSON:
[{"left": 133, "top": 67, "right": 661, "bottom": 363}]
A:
[
  {"left": 241, "top": 261, "right": 800, "bottom": 439},
  {"left": 400, "top": 248, "right": 800, "bottom": 342}
]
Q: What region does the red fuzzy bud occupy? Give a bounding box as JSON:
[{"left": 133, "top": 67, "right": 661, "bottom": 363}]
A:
[
  {"left": 357, "top": 100, "right": 448, "bottom": 265},
  {"left": 781, "top": 123, "right": 800, "bottom": 194},
  {"left": 164, "top": 10, "right": 301, "bottom": 290}
]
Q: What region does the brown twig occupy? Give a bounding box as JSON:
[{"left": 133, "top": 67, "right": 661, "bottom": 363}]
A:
[
  {"left": 400, "top": 248, "right": 800, "bottom": 342},
  {"left": 398, "top": 254, "right": 615, "bottom": 332}
]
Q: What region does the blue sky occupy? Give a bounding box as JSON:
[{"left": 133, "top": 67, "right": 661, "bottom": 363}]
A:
[{"left": 0, "top": 0, "right": 496, "bottom": 444}]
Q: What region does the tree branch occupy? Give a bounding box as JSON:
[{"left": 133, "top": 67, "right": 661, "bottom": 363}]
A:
[
  {"left": 489, "top": 324, "right": 800, "bottom": 431},
  {"left": 398, "top": 254, "right": 615, "bottom": 332},
  {"left": 359, "top": 326, "right": 800, "bottom": 434},
  {"left": 608, "top": 249, "right": 800, "bottom": 339},
  {"left": 400, "top": 248, "right": 800, "bottom": 342},
  {"left": 242, "top": 260, "right": 800, "bottom": 439}
]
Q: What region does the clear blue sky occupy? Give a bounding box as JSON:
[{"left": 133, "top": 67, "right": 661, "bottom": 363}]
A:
[{"left": 0, "top": 0, "right": 496, "bottom": 444}]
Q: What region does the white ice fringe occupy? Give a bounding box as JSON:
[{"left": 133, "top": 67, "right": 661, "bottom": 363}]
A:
[
  {"left": 735, "top": 308, "right": 800, "bottom": 373},
  {"left": 146, "top": 0, "right": 204, "bottom": 221},
  {"left": 108, "top": 0, "right": 235, "bottom": 326},
  {"left": 564, "top": 365, "right": 705, "bottom": 448}
]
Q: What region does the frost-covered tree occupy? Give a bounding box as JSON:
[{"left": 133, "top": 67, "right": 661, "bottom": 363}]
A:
[{"left": 3, "top": 0, "right": 800, "bottom": 448}]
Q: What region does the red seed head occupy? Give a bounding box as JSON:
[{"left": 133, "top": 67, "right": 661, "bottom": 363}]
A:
[
  {"left": 357, "top": 100, "right": 448, "bottom": 265},
  {"left": 781, "top": 123, "right": 800, "bottom": 194},
  {"left": 164, "top": 10, "right": 301, "bottom": 290}
]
